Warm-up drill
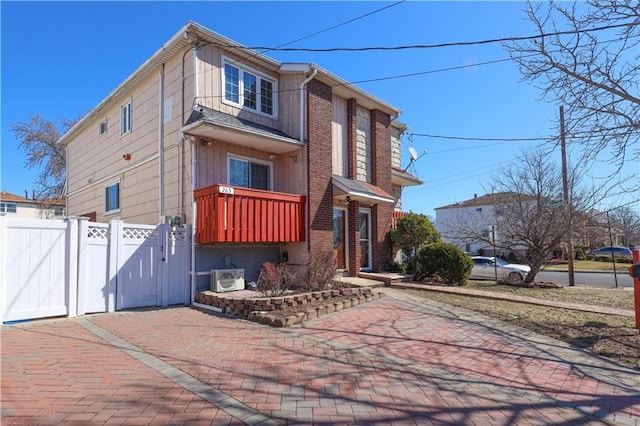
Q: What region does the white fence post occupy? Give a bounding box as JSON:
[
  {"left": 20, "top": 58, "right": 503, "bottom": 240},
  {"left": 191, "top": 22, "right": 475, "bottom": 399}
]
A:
[
  {"left": 159, "top": 223, "right": 169, "bottom": 307},
  {"left": 66, "top": 218, "right": 79, "bottom": 318},
  {"left": 0, "top": 216, "right": 7, "bottom": 322},
  {"left": 109, "top": 219, "right": 122, "bottom": 312}
]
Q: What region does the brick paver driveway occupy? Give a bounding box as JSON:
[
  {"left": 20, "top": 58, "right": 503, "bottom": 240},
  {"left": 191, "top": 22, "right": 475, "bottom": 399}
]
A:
[{"left": 2, "top": 290, "right": 639, "bottom": 425}]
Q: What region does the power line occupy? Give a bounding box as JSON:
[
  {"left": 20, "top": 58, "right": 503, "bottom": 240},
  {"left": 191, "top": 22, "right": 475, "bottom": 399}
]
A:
[
  {"left": 207, "top": 1, "right": 405, "bottom": 70},
  {"left": 264, "top": 1, "right": 406, "bottom": 52},
  {"left": 215, "top": 21, "right": 637, "bottom": 53},
  {"left": 409, "top": 133, "right": 554, "bottom": 142}
]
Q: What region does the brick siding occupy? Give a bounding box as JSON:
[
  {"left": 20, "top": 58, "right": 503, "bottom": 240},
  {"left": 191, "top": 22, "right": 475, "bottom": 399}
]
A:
[{"left": 307, "top": 79, "right": 334, "bottom": 255}]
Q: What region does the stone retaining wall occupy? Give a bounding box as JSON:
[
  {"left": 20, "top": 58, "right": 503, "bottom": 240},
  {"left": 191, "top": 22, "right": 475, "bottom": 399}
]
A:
[{"left": 195, "top": 287, "right": 383, "bottom": 327}]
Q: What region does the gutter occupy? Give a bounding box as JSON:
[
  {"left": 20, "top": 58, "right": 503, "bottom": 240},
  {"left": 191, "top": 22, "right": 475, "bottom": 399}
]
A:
[
  {"left": 299, "top": 67, "right": 317, "bottom": 142},
  {"left": 158, "top": 64, "right": 165, "bottom": 223},
  {"left": 190, "top": 138, "right": 197, "bottom": 306}
]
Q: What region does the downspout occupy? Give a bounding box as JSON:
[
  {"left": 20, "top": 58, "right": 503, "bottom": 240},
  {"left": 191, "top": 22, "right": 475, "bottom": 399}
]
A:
[
  {"left": 300, "top": 67, "right": 317, "bottom": 143},
  {"left": 189, "top": 138, "right": 222, "bottom": 313},
  {"left": 190, "top": 138, "right": 197, "bottom": 305},
  {"left": 158, "top": 64, "right": 165, "bottom": 223},
  {"left": 182, "top": 40, "right": 221, "bottom": 313}
]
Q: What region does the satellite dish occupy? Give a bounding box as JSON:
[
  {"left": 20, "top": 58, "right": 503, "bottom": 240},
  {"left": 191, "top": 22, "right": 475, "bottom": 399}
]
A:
[{"left": 409, "top": 146, "right": 418, "bottom": 161}]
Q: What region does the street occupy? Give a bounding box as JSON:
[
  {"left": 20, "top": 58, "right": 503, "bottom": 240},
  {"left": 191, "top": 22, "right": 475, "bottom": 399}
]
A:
[{"left": 537, "top": 270, "right": 634, "bottom": 288}]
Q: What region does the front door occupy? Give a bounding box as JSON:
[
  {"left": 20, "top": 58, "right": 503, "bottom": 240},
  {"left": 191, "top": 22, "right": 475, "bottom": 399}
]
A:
[
  {"left": 359, "top": 209, "right": 371, "bottom": 271},
  {"left": 333, "top": 208, "right": 346, "bottom": 270}
]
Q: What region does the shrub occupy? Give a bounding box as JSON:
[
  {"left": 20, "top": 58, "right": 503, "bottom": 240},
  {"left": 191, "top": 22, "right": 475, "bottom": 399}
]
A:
[
  {"left": 390, "top": 213, "right": 440, "bottom": 275},
  {"left": 575, "top": 245, "right": 588, "bottom": 260},
  {"left": 415, "top": 242, "right": 473, "bottom": 285},
  {"left": 257, "top": 262, "right": 297, "bottom": 296},
  {"left": 506, "top": 251, "right": 519, "bottom": 263},
  {"left": 299, "top": 250, "right": 337, "bottom": 292},
  {"left": 386, "top": 260, "right": 406, "bottom": 273}
]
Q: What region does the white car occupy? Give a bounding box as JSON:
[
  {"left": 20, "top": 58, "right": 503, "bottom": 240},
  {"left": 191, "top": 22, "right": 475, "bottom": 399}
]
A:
[{"left": 470, "top": 256, "right": 531, "bottom": 282}]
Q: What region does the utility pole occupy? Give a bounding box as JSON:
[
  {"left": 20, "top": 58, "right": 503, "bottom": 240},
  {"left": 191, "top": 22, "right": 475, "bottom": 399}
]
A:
[{"left": 560, "top": 106, "right": 575, "bottom": 286}]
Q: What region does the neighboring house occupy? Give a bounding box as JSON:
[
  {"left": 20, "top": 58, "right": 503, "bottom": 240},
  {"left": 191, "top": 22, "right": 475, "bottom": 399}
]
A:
[
  {"left": 0, "top": 191, "right": 66, "bottom": 219},
  {"left": 58, "top": 21, "right": 422, "bottom": 285},
  {"left": 435, "top": 193, "right": 506, "bottom": 256},
  {"left": 435, "top": 192, "right": 622, "bottom": 258}
]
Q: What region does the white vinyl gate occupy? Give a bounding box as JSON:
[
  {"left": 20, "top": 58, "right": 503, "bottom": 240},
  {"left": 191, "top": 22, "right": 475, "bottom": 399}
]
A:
[{"left": 1, "top": 217, "right": 190, "bottom": 323}]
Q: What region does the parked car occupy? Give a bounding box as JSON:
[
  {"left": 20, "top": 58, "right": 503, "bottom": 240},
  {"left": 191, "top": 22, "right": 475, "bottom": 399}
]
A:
[
  {"left": 590, "top": 246, "right": 633, "bottom": 259},
  {"left": 469, "top": 256, "right": 531, "bottom": 282}
]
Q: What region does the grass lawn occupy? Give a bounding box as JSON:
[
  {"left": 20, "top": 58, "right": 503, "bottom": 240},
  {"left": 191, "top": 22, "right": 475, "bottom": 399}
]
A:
[{"left": 544, "top": 259, "right": 634, "bottom": 271}]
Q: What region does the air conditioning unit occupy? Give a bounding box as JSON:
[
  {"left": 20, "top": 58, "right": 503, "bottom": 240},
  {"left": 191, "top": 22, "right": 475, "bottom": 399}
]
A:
[{"left": 210, "top": 269, "right": 244, "bottom": 292}]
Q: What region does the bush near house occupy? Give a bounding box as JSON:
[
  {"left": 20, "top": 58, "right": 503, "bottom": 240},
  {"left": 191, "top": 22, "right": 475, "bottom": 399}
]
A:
[
  {"left": 415, "top": 242, "right": 473, "bottom": 285},
  {"left": 390, "top": 213, "right": 440, "bottom": 275},
  {"left": 258, "top": 251, "right": 342, "bottom": 296}
]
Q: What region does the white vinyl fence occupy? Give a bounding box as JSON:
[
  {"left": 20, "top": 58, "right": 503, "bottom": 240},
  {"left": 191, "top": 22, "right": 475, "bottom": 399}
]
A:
[{"left": 0, "top": 217, "right": 190, "bottom": 323}]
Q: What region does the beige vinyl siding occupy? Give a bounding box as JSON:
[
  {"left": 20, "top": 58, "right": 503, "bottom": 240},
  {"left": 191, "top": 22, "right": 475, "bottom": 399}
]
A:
[
  {"left": 356, "top": 105, "right": 371, "bottom": 183},
  {"left": 391, "top": 126, "right": 402, "bottom": 169},
  {"left": 278, "top": 73, "right": 303, "bottom": 140},
  {"left": 194, "top": 140, "right": 305, "bottom": 197},
  {"left": 66, "top": 46, "right": 197, "bottom": 225},
  {"left": 120, "top": 159, "right": 160, "bottom": 224},
  {"left": 196, "top": 141, "right": 281, "bottom": 190},
  {"left": 195, "top": 46, "right": 300, "bottom": 139},
  {"left": 159, "top": 51, "right": 195, "bottom": 222},
  {"left": 332, "top": 95, "right": 348, "bottom": 176}
]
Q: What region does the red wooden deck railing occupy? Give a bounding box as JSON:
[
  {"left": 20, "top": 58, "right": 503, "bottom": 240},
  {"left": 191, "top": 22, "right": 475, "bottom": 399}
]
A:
[
  {"left": 194, "top": 184, "right": 306, "bottom": 244},
  {"left": 391, "top": 211, "right": 406, "bottom": 228}
]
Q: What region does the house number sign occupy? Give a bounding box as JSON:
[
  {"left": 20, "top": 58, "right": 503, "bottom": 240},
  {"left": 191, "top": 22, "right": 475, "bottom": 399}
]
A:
[{"left": 218, "top": 186, "right": 235, "bottom": 195}]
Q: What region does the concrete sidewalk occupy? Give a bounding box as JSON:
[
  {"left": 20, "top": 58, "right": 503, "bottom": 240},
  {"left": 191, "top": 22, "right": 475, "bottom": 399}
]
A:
[{"left": 2, "top": 291, "right": 639, "bottom": 425}]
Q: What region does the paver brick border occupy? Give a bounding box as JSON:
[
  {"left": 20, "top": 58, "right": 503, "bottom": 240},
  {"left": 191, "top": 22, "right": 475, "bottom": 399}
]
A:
[{"left": 195, "top": 287, "right": 384, "bottom": 327}]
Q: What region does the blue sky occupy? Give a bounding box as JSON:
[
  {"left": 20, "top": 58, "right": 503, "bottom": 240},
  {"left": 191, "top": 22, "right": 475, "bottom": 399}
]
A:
[{"left": 1, "top": 1, "right": 636, "bottom": 218}]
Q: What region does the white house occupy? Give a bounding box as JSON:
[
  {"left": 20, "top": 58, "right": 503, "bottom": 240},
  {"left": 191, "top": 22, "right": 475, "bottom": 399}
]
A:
[
  {"left": 435, "top": 193, "right": 509, "bottom": 256},
  {"left": 0, "top": 191, "right": 66, "bottom": 219}
]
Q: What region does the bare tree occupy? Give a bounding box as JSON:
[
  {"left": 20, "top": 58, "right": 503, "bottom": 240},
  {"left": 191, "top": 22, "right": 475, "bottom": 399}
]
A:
[
  {"left": 608, "top": 205, "right": 640, "bottom": 247},
  {"left": 445, "top": 147, "right": 610, "bottom": 284},
  {"left": 10, "top": 114, "right": 77, "bottom": 204},
  {"left": 504, "top": 1, "right": 640, "bottom": 170}
]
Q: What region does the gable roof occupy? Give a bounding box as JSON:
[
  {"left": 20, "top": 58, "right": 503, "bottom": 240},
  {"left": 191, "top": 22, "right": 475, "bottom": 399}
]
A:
[
  {"left": 58, "top": 21, "right": 402, "bottom": 147},
  {"left": 435, "top": 192, "right": 524, "bottom": 210},
  {"left": 0, "top": 191, "right": 65, "bottom": 206}
]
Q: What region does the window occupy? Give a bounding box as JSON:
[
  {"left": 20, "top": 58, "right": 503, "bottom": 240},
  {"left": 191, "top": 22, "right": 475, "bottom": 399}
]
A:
[
  {"left": 99, "top": 119, "right": 108, "bottom": 135},
  {"left": 223, "top": 58, "right": 276, "bottom": 117},
  {"left": 105, "top": 182, "right": 120, "bottom": 213},
  {"left": 0, "top": 202, "right": 17, "bottom": 214},
  {"left": 228, "top": 156, "right": 271, "bottom": 191},
  {"left": 121, "top": 101, "right": 131, "bottom": 135},
  {"left": 53, "top": 206, "right": 65, "bottom": 216}
]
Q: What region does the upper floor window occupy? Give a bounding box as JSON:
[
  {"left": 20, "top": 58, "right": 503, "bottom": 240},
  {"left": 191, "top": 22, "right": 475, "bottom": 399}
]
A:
[
  {"left": 105, "top": 182, "right": 120, "bottom": 214},
  {"left": 0, "top": 202, "right": 17, "bottom": 214},
  {"left": 228, "top": 156, "right": 271, "bottom": 191},
  {"left": 121, "top": 101, "right": 132, "bottom": 135},
  {"left": 222, "top": 57, "right": 277, "bottom": 117},
  {"left": 99, "top": 119, "right": 108, "bottom": 135}
]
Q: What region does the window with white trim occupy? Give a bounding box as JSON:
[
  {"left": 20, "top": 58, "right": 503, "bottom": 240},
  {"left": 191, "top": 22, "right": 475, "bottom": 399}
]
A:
[
  {"left": 121, "top": 101, "right": 131, "bottom": 135},
  {"left": 0, "top": 202, "right": 17, "bottom": 214},
  {"left": 223, "top": 57, "right": 277, "bottom": 117},
  {"left": 105, "top": 182, "right": 120, "bottom": 213},
  {"left": 99, "top": 119, "right": 108, "bottom": 135},
  {"left": 228, "top": 156, "right": 271, "bottom": 191}
]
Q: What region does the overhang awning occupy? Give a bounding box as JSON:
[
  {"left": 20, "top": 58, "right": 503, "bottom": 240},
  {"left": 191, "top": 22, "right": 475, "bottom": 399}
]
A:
[
  {"left": 391, "top": 167, "right": 423, "bottom": 187},
  {"left": 181, "top": 106, "right": 304, "bottom": 154},
  {"left": 332, "top": 175, "right": 395, "bottom": 205}
]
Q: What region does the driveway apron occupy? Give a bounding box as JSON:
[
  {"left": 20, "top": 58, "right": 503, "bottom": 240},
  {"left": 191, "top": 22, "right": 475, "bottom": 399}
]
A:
[{"left": 2, "top": 290, "right": 639, "bottom": 425}]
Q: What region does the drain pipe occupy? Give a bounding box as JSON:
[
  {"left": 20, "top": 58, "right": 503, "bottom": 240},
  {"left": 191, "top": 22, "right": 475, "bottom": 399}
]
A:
[
  {"left": 188, "top": 137, "right": 222, "bottom": 313},
  {"left": 300, "top": 66, "right": 317, "bottom": 142}
]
